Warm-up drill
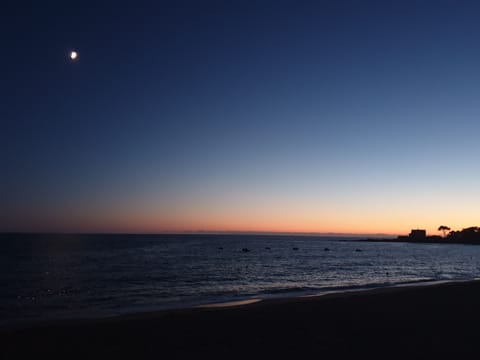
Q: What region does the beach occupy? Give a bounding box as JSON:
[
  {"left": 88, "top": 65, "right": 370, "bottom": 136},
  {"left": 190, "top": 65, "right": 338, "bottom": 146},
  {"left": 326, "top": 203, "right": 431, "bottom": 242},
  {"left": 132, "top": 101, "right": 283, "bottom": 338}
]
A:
[{"left": 2, "top": 280, "right": 480, "bottom": 359}]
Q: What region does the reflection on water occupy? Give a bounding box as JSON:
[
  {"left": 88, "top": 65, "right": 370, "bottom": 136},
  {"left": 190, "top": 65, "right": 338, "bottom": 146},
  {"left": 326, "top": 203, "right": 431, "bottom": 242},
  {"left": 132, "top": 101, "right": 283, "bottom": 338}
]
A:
[{"left": 2, "top": 233, "right": 480, "bottom": 325}]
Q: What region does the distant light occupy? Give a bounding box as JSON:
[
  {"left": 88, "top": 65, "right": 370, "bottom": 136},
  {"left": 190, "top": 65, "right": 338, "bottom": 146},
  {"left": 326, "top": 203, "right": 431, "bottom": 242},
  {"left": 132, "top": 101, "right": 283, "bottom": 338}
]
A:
[{"left": 70, "top": 51, "right": 78, "bottom": 60}]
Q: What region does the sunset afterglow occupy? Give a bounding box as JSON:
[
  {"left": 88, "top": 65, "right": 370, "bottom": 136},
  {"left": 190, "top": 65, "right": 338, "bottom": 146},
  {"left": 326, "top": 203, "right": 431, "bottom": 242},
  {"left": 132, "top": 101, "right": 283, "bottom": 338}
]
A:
[{"left": 2, "top": 1, "right": 479, "bottom": 236}]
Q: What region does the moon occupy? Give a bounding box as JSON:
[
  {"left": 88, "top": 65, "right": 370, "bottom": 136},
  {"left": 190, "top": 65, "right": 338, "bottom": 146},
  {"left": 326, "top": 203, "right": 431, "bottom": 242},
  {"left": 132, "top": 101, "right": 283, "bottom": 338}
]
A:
[{"left": 70, "top": 51, "right": 78, "bottom": 60}]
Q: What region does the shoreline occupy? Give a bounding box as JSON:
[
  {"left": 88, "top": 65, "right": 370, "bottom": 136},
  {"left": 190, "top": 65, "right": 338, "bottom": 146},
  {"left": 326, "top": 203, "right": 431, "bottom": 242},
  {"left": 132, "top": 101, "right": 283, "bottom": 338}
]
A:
[
  {"left": 3, "top": 279, "right": 480, "bottom": 358},
  {"left": 0, "top": 277, "right": 466, "bottom": 330}
]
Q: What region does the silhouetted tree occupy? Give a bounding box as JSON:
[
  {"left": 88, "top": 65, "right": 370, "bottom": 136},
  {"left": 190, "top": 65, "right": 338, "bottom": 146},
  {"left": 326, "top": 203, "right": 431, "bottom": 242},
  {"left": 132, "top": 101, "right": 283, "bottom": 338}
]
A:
[
  {"left": 447, "top": 226, "right": 480, "bottom": 243},
  {"left": 463, "top": 226, "right": 480, "bottom": 233},
  {"left": 438, "top": 225, "right": 451, "bottom": 238}
]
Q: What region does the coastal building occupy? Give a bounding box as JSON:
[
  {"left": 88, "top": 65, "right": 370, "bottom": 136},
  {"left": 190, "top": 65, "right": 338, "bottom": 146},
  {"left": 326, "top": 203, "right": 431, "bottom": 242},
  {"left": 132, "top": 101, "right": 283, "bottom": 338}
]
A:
[{"left": 409, "top": 229, "right": 426, "bottom": 240}]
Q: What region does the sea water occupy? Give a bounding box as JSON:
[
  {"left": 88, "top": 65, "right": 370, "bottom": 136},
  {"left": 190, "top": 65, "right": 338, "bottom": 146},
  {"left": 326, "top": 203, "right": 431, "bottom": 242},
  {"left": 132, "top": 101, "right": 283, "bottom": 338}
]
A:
[{"left": 2, "top": 233, "right": 480, "bottom": 326}]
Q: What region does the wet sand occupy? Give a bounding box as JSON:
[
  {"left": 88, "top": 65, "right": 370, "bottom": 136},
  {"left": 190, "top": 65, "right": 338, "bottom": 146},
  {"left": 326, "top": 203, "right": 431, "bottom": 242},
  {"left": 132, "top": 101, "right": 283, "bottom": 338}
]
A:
[{"left": 2, "top": 280, "right": 480, "bottom": 359}]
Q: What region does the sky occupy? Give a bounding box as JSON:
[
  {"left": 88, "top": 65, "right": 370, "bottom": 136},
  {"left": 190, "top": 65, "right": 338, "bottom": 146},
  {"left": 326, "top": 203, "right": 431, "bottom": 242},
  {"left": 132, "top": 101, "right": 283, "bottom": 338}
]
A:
[{"left": 1, "top": 0, "right": 479, "bottom": 235}]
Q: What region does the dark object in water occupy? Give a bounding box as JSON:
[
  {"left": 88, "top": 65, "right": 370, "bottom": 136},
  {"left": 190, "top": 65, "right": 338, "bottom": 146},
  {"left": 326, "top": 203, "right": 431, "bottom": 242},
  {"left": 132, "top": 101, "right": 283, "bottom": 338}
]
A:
[
  {"left": 292, "top": 247, "right": 299, "bottom": 251},
  {"left": 324, "top": 248, "right": 330, "bottom": 251},
  {"left": 355, "top": 249, "right": 362, "bottom": 252},
  {"left": 218, "top": 247, "right": 223, "bottom": 250},
  {"left": 265, "top": 247, "right": 271, "bottom": 250},
  {"left": 242, "top": 248, "right": 250, "bottom": 253}
]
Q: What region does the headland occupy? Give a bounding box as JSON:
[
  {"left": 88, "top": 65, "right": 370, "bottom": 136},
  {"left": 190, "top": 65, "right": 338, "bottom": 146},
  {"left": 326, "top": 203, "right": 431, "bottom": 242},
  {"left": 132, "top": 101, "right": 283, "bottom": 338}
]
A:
[{"left": 364, "top": 226, "right": 480, "bottom": 245}]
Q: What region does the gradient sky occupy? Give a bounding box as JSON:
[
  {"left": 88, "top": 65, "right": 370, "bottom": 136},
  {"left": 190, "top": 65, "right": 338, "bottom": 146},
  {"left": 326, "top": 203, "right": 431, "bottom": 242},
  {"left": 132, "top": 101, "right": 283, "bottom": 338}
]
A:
[{"left": 2, "top": 0, "right": 479, "bottom": 235}]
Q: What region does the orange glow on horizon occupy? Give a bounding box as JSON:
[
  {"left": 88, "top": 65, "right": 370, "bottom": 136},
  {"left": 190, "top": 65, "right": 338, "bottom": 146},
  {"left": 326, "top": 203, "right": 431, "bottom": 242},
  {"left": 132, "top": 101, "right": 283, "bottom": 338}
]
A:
[
  {"left": 13, "top": 209, "right": 476, "bottom": 237},
  {"left": 7, "top": 193, "right": 478, "bottom": 236}
]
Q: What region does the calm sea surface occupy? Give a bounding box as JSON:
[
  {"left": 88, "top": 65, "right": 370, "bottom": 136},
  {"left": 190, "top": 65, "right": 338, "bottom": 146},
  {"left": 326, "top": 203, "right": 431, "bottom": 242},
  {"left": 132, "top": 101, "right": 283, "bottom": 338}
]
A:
[{"left": 2, "top": 233, "right": 480, "bottom": 326}]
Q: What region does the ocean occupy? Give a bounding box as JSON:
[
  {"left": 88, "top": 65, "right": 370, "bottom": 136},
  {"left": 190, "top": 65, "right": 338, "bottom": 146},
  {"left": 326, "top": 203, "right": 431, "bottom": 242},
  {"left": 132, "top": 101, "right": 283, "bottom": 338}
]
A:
[{"left": 2, "top": 233, "right": 480, "bottom": 326}]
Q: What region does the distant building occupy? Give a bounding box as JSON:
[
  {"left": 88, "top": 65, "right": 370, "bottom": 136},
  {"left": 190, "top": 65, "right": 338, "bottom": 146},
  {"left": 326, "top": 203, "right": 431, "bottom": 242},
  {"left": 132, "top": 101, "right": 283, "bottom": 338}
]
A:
[{"left": 409, "top": 229, "right": 426, "bottom": 240}]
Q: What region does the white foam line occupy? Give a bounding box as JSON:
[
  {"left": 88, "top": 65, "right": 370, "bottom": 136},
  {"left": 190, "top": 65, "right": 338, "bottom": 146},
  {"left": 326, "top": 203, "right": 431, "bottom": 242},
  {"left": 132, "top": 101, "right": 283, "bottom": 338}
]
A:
[
  {"left": 300, "top": 279, "right": 480, "bottom": 298},
  {"left": 198, "top": 299, "right": 262, "bottom": 308}
]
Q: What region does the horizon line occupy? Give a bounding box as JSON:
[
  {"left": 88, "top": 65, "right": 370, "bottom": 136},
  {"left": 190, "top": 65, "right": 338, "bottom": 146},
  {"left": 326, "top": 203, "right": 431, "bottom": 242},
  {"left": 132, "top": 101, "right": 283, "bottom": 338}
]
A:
[{"left": 0, "top": 230, "right": 397, "bottom": 238}]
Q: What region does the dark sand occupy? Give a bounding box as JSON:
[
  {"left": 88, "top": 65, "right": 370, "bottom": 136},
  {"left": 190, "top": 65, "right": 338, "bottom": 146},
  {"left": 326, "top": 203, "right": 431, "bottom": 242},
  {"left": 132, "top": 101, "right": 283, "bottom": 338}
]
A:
[{"left": 2, "top": 280, "right": 480, "bottom": 359}]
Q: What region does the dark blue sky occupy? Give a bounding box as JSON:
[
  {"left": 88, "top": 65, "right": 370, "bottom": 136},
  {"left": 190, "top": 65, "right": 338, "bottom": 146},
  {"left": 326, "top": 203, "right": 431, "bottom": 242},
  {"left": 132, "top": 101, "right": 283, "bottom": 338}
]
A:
[{"left": 2, "top": 1, "right": 480, "bottom": 234}]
